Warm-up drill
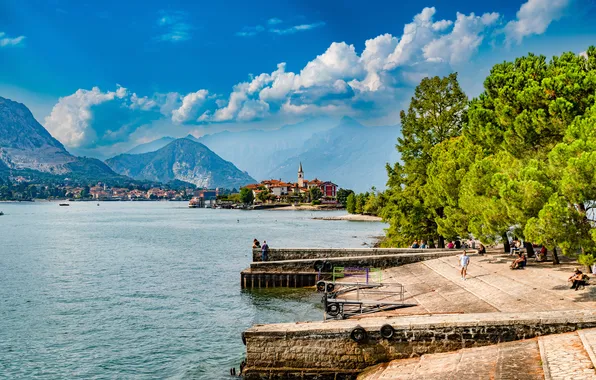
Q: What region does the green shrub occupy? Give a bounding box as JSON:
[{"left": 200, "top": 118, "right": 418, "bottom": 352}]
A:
[{"left": 312, "top": 199, "right": 322, "bottom": 205}]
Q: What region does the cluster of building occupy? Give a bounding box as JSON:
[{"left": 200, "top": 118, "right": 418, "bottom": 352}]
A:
[
  {"left": 244, "top": 163, "right": 338, "bottom": 203},
  {"left": 65, "top": 183, "right": 209, "bottom": 201}
]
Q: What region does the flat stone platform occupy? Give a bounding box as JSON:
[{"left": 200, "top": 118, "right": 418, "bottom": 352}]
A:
[{"left": 365, "top": 252, "right": 596, "bottom": 317}]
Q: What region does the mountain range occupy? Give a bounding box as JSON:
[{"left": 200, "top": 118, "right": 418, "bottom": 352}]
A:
[
  {"left": 0, "top": 97, "right": 255, "bottom": 189},
  {"left": 105, "top": 139, "right": 255, "bottom": 189}
]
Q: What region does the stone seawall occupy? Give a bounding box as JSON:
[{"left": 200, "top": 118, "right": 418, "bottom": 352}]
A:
[
  {"left": 252, "top": 248, "right": 457, "bottom": 262},
  {"left": 250, "top": 250, "right": 464, "bottom": 272},
  {"left": 242, "top": 310, "right": 596, "bottom": 379}
]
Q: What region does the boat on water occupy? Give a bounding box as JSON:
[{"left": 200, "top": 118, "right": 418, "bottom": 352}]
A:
[
  {"left": 59, "top": 203, "right": 70, "bottom": 206},
  {"left": 0, "top": 211, "right": 4, "bottom": 216},
  {"left": 188, "top": 197, "right": 203, "bottom": 208}
]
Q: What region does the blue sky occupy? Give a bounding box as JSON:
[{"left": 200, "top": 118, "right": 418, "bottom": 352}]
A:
[{"left": 1, "top": 0, "right": 595, "bottom": 158}]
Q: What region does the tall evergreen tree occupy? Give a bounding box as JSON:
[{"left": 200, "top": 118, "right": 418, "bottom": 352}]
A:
[{"left": 382, "top": 73, "right": 468, "bottom": 247}]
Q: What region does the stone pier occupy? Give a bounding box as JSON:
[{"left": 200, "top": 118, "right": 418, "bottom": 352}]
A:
[{"left": 242, "top": 248, "right": 466, "bottom": 289}]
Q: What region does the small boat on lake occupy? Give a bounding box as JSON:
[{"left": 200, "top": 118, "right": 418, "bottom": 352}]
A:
[
  {"left": 59, "top": 203, "right": 70, "bottom": 206},
  {"left": 0, "top": 211, "right": 4, "bottom": 216},
  {"left": 188, "top": 197, "right": 204, "bottom": 208}
]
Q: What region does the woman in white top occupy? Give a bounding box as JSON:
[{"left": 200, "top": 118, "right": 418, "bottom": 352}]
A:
[{"left": 459, "top": 251, "right": 470, "bottom": 280}]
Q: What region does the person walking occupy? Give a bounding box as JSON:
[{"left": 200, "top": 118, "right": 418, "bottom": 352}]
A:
[
  {"left": 261, "top": 240, "right": 269, "bottom": 262},
  {"left": 459, "top": 250, "right": 470, "bottom": 280}
]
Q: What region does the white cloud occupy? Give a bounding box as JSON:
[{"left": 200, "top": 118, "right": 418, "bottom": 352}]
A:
[
  {"left": 46, "top": 4, "right": 571, "bottom": 153},
  {"left": 236, "top": 25, "right": 265, "bottom": 37},
  {"left": 213, "top": 83, "right": 250, "bottom": 121},
  {"left": 269, "top": 22, "right": 326, "bottom": 35},
  {"left": 504, "top": 0, "right": 570, "bottom": 44},
  {"left": 0, "top": 31, "right": 26, "bottom": 47},
  {"left": 423, "top": 12, "right": 500, "bottom": 64},
  {"left": 171, "top": 90, "right": 210, "bottom": 123},
  {"left": 130, "top": 93, "right": 158, "bottom": 111},
  {"left": 268, "top": 18, "right": 283, "bottom": 25},
  {"left": 44, "top": 86, "right": 128, "bottom": 148},
  {"left": 156, "top": 11, "right": 192, "bottom": 42},
  {"left": 237, "top": 99, "right": 270, "bottom": 121},
  {"left": 383, "top": 7, "right": 447, "bottom": 69}
]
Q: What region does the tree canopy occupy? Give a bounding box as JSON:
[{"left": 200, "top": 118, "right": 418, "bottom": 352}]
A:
[{"left": 381, "top": 46, "right": 596, "bottom": 262}]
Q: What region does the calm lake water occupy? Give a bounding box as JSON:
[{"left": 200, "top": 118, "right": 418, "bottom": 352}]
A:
[{"left": 0, "top": 201, "right": 386, "bottom": 379}]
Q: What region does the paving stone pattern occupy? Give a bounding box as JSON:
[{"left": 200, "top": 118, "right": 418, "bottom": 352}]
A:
[
  {"left": 360, "top": 331, "right": 596, "bottom": 380},
  {"left": 373, "top": 253, "right": 596, "bottom": 318},
  {"left": 540, "top": 333, "right": 596, "bottom": 379}
]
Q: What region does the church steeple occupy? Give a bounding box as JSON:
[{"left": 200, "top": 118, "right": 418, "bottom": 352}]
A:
[{"left": 298, "top": 162, "right": 304, "bottom": 187}]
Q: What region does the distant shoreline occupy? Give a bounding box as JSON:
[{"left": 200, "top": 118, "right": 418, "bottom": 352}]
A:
[
  {"left": 313, "top": 213, "right": 383, "bottom": 222},
  {"left": 262, "top": 204, "right": 344, "bottom": 211}
]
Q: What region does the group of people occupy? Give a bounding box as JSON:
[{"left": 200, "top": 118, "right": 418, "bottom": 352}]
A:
[
  {"left": 411, "top": 239, "right": 485, "bottom": 255},
  {"left": 253, "top": 239, "right": 269, "bottom": 261},
  {"left": 410, "top": 240, "right": 428, "bottom": 248}
]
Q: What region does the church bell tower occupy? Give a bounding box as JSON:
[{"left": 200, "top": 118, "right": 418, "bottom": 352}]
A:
[{"left": 298, "top": 162, "right": 304, "bottom": 187}]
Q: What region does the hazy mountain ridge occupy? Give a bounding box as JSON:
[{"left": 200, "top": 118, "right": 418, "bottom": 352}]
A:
[
  {"left": 195, "top": 117, "right": 336, "bottom": 179},
  {"left": 125, "top": 136, "right": 176, "bottom": 155},
  {"left": 267, "top": 117, "right": 400, "bottom": 191},
  {"left": 106, "top": 138, "right": 256, "bottom": 189}
]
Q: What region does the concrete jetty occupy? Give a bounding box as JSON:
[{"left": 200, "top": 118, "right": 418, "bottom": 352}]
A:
[{"left": 242, "top": 248, "right": 466, "bottom": 289}]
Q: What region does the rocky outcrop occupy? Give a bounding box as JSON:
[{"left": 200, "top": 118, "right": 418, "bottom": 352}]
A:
[{"left": 0, "top": 96, "right": 75, "bottom": 173}]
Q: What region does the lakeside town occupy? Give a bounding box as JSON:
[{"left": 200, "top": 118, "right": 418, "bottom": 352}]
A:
[{"left": 0, "top": 163, "right": 350, "bottom": 209}]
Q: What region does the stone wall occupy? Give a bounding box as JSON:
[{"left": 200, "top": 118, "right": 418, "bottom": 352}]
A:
[
  {"left": 252, "top": 248, "right": 457, "bottom": 262},
  {"left": 242, "top": 310, "right": 596, "bottom": 379},
  {"left": 250, "top": 250, "right": 464, "bottom": 272}
]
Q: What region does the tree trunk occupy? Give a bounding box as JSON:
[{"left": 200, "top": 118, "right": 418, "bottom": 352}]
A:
[
  {"left": 438, "top": 236, "right": 445, "bottom": 249},
  {"left": 502, "top": 233, "right": 510, "bottom": 254},
  {"left": 524, "top": 242, "right": 535, "bottom": 258},
  {"left": 552, "top": 246, "right": 560, "bottom": 265}
]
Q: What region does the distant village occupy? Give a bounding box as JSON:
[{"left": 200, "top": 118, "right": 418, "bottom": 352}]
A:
[
  {"left": 0, "top": 163, "right": 340, "bottom": 205},
  {"left": 0, "top": 175, "right": 224, "bottom": 202}
]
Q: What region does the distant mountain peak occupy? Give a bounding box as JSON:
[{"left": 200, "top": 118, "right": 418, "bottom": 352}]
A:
[
  {"left": 106, "top": 137, "right": 255, "bottom": 189},
  {"left": 337, "top": 115, "right": 363, "bottom": 128}
]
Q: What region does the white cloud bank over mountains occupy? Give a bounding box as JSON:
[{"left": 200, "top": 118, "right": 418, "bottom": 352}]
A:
[{"left": 44, "top": 0, "right": 571, "bottom": 153}]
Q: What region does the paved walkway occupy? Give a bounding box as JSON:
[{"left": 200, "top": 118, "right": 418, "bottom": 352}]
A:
[
  {"left": 359, "top": 329, "right": 596, "bottom": 380},
  {"left": 347, "top": 252, "right": 596, "bottom": 318}
]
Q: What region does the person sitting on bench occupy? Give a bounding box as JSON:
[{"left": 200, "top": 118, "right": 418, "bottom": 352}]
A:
[
  {"left": 569, "top": 268, "right": 588, "bottom": 290},
  {"left": 510, "top": 253, "right": 527, "bottom": 269}
]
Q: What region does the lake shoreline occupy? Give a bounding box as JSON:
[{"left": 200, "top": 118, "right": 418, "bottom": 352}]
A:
[{"left": 313, "top": 214, "right": 383, "bottom": 222}]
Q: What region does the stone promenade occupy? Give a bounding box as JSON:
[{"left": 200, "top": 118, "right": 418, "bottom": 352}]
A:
[{"left": 363, "top": 252, "right": 596, "bottom": 318}]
